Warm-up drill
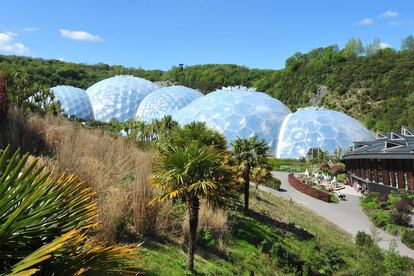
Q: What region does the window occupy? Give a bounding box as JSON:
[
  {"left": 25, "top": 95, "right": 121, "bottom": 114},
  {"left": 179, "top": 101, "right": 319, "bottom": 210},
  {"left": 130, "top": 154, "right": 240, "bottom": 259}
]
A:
[
  {"left": 395, "top": 172, "right": 399, "bottom": 187},
  {"left": 377, "top": 159, "right": 383, "bottom": 184},
  {"left": 404, "top": 172, "right": 408, "bottom": 190},
  {"left": 389, "top": 172, "right": 394, "bottom": 187},
  {"left": 378, "top": 170, "right": 383, "bottom": 184}
]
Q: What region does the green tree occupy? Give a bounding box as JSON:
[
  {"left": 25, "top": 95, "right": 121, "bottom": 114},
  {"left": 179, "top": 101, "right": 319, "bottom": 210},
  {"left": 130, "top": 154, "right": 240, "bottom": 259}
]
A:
[
  {"left": 151, "top": 141, "right": 235, "bottom": 272},
  {"left": 231, "top": 136, "right": 270, "bottom": 213},
  {"left": 401, "top": 35, "right": 414, "bottom": 51},
  {"left": 343, "top": 38, "right": 364, "bottom": 57}
]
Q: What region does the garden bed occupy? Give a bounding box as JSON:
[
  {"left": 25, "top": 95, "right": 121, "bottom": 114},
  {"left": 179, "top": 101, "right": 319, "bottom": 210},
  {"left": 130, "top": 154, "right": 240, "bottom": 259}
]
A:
[
  {"left": 361, "top": 191, "right": 414, "bottom": 245},
  {"left": 288, "top": 173, "right": 332, "bottom": 203}
]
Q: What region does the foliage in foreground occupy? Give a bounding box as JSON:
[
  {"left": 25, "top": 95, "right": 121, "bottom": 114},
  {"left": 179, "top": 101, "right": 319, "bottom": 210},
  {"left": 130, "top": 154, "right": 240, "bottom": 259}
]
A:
[{"left": 0, "top": 145, "right": 140, "bottom": 275}]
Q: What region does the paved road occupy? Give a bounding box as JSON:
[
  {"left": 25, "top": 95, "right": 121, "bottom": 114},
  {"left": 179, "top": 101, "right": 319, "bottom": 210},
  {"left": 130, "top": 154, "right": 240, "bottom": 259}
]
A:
[{"left": 257, "top": 171, "right": 414, "bottom": 258}]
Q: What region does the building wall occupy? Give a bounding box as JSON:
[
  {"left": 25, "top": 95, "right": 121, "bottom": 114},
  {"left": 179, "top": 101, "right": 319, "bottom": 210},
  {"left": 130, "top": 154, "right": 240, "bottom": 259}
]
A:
[{"left": 344, "top": 158, "right": 414, "bottom": 193}]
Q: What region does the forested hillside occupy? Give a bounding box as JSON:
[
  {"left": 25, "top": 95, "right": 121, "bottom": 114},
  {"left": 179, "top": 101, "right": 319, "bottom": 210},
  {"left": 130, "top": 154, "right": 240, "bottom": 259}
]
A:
[{"left": 2, "top": 36, "right": 414, "bottom": 131}]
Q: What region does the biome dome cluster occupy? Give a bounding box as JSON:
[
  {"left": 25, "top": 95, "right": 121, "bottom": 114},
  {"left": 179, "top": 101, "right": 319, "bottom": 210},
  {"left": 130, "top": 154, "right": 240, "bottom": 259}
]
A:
[{"left": 51, "top": 76, "right": 374, "bottom": 158}]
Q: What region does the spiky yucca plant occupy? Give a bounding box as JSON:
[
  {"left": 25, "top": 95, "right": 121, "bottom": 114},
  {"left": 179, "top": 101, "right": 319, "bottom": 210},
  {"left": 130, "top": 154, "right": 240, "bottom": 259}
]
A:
[
  {"left": 0, "top": 145, "right": 140, "bottom": 275},
  {"left": 0, "top": 73, "right": 7, "bottom": 119}
]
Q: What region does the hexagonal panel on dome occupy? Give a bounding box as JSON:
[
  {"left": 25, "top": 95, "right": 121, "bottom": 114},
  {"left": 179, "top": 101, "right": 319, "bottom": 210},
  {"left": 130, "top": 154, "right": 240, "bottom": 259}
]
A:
[
  {"left": 172, "top": 88, "right": 291, "bottom": 155},
  {"left": 276, "top": 107, "right": 375, "bottom": 159},
  {"left": 135, "top": 85, "right": 203, "bottom": 122},
  {"left": 51, "top": 86, "right": 94, "bottom": 120},
  {"left": 86, "top": 75, "right": 158, "bottom": 122}
]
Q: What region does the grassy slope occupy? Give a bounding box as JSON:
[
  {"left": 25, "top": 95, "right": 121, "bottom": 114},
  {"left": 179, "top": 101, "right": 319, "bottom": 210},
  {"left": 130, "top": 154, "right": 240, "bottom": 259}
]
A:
[{"left": 141, "top": 189, "right": 356, "bottom": 275}]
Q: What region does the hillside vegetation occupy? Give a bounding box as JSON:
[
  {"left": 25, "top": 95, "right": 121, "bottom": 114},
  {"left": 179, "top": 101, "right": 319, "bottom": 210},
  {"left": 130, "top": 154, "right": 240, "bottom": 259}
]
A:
[{"left": 2, "top": 36, "right": 414, "bottom": 131}]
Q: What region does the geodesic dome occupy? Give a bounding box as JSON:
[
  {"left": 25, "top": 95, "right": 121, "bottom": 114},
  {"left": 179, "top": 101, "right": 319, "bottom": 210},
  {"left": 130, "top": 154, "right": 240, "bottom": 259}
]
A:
[
  {"left": 276, "top": 107, "right": 374, "bottom": 159},
  {"left": 135, "top": 85, "right": 203, "bottom": 122},
  {"left": 86, "top": 75, "right": 158, "bottom": 122},
  {"left": 172, "top": 88, "right": 291, "bottom": 154},
  {"left": 51, "top": 86, "right": 94, "bottom": 120}
]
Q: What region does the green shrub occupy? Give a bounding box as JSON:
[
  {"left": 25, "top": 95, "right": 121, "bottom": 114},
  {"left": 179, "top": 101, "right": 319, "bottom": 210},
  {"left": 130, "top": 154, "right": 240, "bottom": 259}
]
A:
[
  {"left": 336, "top": 173, "right": 346, "bottom": 182},
  {"left": 355, "top": 231, "right": 374, "bottom": 247},
  {"left": 279, "top": 165, "right": 303, "bottom": 172},
  {"left": 371, "top": 210, "right": 390, "bottom": 227},
  {"left": 384, "top": 224, "right": 400, "bottom": 235},
  {"left": 318, "top": 247, "right": 345, "bottom": 274},
  {"left": 198, "top": 229, "right": 216, "bottom": 248},
  {"left": 402, "top": 229, "right": 414, "bottom": 250},
  {"left": 264, "top": 177, "right": 281, "bottom": 190},
  {"left": 364, "top": 192, "right": 380, "bottom": 203},
  {"left": 362, "top": 201, "right": 381, "bottom": 210}
]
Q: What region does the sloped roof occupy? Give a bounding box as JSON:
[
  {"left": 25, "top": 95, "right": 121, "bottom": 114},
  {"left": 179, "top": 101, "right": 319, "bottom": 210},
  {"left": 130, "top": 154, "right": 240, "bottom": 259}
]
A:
[{"left": 342, "top": 127, "right": 414, "bottom": 160}]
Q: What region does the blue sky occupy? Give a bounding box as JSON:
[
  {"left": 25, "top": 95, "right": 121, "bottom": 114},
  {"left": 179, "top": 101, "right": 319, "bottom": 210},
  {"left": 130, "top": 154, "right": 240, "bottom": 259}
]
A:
[{"left": 0, "top": 0, "right": 413, "bottom": 70}]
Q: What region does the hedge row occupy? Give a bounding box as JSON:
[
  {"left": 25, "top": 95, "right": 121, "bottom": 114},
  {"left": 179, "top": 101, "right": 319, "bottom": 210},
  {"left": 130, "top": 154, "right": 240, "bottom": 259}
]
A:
[{"left": 288, "top": 173, "right": 331, "bottom": 202}]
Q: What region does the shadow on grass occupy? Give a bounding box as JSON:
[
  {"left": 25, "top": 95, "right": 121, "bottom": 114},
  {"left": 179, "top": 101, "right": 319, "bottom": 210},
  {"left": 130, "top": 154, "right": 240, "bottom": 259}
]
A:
[{"left": 236, "top": 209, "right": 314, "bottom": 244}]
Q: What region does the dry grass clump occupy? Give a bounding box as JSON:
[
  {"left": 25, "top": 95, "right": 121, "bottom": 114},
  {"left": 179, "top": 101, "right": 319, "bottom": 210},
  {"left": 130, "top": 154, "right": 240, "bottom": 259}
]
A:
[
  {"left": 182, "top": 203, "right": 232, "bottom": 252},
  {"left": 1, "top": 108, "right": 162, "bottom": 243}
]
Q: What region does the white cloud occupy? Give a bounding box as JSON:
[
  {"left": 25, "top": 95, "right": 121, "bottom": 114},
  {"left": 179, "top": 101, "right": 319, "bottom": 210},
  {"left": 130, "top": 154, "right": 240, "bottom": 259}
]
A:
[
  {"left": 379, "top": 10, "right": 399, "bottom": 18},
  {"left": 357, "top": 18, "right": 374, "bottom": 25},
  {"left": 0, "top": 32, "right": 30, "bottom": 54},
  {"left": 379, "top": 42, "right": 391, "bottom": 49},
  {"left": 390, "top": 20, "right": 413, "bottom": 26},
  {"left": 55, "top": 57, "right": 65, "bottom": 61},
  {"left": 23, "top": 27, "right": 39, "bottom": 32},
  {"left": 59, "top": 29, "right": 102, "bottom": 42}
]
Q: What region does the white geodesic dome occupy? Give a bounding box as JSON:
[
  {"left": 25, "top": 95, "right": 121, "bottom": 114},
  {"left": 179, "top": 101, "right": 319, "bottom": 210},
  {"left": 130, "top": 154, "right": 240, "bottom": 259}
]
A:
[
  {"left": 276, "top": 107, "right": 374, "bottom": 158},
  {"left": 135, "top": 85, "right": 202, "bottom": 122},
  {"left": 51, "top": 85, "right": 94, "bottom": 120},
  {"left": 172, "top": 88, "right": 291, "bottom": 154},
  {"left": 86, "top": 75, "right": 158, "bottom": 122}
]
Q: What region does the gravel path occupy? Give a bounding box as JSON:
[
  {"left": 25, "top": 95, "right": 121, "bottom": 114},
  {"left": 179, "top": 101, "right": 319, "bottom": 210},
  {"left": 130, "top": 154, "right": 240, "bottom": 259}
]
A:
[{"left": 256, "top": 171, "right": 414, "bottom": 258}]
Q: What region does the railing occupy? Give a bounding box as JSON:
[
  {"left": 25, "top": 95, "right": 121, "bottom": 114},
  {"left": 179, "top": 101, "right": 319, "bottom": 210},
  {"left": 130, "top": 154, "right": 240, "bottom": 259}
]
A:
[{"left": 288, "top": 173, "right": 331, "bottom": 202}]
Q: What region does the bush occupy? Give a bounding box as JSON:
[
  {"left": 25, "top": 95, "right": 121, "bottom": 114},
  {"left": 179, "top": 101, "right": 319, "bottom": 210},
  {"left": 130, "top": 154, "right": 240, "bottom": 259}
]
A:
[
  {"left": 364, "top": 192, "right": 380, "bottom": 203},
  {"left": 371, "top": 210, "right": 390, "bottom": 227},
  {"left": 384, "top": 224, "right": 400, "bottom": 235},
  {"left": 355, "top": 231, "right": 374, "bottom": 247},
  {"left": 362, "top": 201, "right": 381, "bottom": 210},
  {"left": 402, "top": 229, "right": 414, "bottom": 250},
  {"left": 264, "top": 177, "right": 282, "bottom": 190},
  {"left": 336, "top": 173, "right": 346, "bottom": 182},
  {"left": 331, "top": 163, "right": 345, "bottom": 176},
  {"left": 395, "top": 199, "right": 413, "bottom": 213},
  {"left": 319, "top": 163, "right": 330, "bottom": 170},
  {"left": 378, "top": 194, "right": 389, "bottom": 203},
  {"left": 390, "top": 211, "right": 410, "bottom": 227},
  {"left": 288, "top": 174, "right": 331, "bottom": 202}
]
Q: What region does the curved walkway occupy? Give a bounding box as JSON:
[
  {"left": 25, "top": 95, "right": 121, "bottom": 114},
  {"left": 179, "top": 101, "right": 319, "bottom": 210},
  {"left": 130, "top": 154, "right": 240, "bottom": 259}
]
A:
[{"left": 257, "top": 171, "right": 414, "bottom": 258}]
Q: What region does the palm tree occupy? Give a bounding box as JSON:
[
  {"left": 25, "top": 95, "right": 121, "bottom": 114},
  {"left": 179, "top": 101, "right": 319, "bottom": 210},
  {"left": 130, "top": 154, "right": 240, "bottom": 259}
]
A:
[
  {"left": 171, "top": 121, "right": 227, "bottom": 150},
  {"left": 231, "top": 136, "right": 270, "bottom": 213},
  {"left": 0, "top": 145, "right": 140, "bottom": 274},
  {"left": 151, "top": 123, "right": 236, "bottom": 272}
]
